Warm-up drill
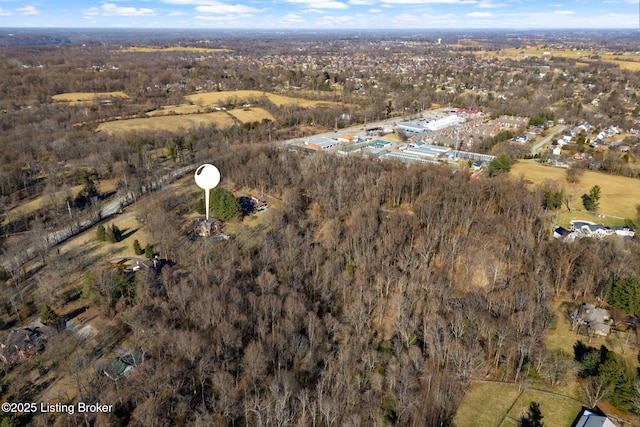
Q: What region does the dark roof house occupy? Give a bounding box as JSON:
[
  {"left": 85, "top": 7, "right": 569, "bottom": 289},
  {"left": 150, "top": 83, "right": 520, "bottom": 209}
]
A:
[{"left": 0, "top": 327, "right": 48, "bottom": 366}]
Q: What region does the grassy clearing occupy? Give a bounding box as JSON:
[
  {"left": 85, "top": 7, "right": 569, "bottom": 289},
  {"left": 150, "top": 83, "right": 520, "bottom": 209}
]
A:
[
  {"left": 453, "top": 382, "right": 521, "bottom": 427},
  {"left": 52, "top": 91, "right": 129, "bottom": 103},
  {"left": 5, "top": 179, "right": 118, "bottom": 226},
  {"left": 96, "top": 111, "right": 237, "bottom": 134},
  {"left": 184, "top": 90, "right": 339, "bottom": 108},
  {"left": 227, "top": 108, "right": 275, "bottom": 123},
  {"left": 146, "top": 104, "right": 207, "bottom": 116},
  {"left": 59, "top": 213, "right": 151, "bottom": 264},
  {"left": 454, "top": 381, "right": 582, "bottom": 427},
  {"left": 121, "top": 46, "right": 231, "bottom": 53},
  {"left": 507, "top": 391, "right": 582, "bottom": 427},
  {"left": 86, "top": 90, "right": 336, "bottom": 134},
  {"left": 511, "top": 160, "right": 640, "bottom": 223},
  {"left": 547, "top": 301, "right": 640, "bottom": 372}
]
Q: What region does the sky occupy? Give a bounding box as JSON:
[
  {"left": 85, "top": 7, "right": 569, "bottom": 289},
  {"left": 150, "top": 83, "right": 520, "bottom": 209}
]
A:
[{"left": 0, "top": 0, "right": 638, "bottom": 30}]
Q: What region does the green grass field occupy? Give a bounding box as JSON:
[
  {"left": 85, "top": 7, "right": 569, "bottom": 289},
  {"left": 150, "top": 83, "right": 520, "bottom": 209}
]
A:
[
  {"left": 507, "top": 391, "right": 582, "bottom": 427},
  {"left": 453, "top": 382, "right": 521, "bottom": 427},
  {"left": 454, "top": 382, "right": 583, "bottom": 427},
  {"left": 511, "top": 160, "right": 640, "bottom": 225}
]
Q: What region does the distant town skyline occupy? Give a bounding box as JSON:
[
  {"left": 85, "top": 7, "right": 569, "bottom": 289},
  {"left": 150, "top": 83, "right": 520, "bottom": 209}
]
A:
[{"left": 0, "top": 0, "right": 638, "bottom": 30}]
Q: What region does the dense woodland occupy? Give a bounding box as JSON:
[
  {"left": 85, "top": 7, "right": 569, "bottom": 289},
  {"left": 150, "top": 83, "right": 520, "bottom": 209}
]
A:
[
  {"left": 1, "top": 31, "right": 640, "bottom": 426},
  {"left": 2, "top": 144, "right": 638, "bottom": 426}
]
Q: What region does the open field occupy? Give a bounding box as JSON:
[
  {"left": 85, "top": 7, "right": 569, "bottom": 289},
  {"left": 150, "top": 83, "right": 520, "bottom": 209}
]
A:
[
  {"left": 511, "top": 160, "right": 640, "bottom": 224},
  {"left": 120, "top": 46, "right": 231, "bottom": 53},
  {"left": 507, "top": 391, "right": 582, "bottom": 427},
  {"left": 227, "top": 107, "right": 275, "bottom": 123},
  {"left": 454, "top": 382, "right": 583, "bottom": 427},
  {"left": 184, "top": 90, "right": 339, "bottom": 108},
  {"left": 453, "top": 382, "right": 521, "bottom": 427},
  {"left": 475, "top": 47, "right": 640, "bottom": 71},
  {"left": 60, "top": 213, "right": 151, "bottom": 263},
  {"left": 52, "top": 91, "right": 129, "bottom": 104},
  {"left": 146, "top": 104, "right": 209, "bottom": 116},
  {"left": 4, "top": 179, "right": 118, "bottom": 226},
  {"left": 96, "top": 111, "right": 238, "bottom": 134}
]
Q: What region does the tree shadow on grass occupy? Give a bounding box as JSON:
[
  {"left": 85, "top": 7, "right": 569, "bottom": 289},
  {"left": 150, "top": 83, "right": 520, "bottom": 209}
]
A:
[{"left": 120, "top": 227, "right": 140, "bottom": 240}]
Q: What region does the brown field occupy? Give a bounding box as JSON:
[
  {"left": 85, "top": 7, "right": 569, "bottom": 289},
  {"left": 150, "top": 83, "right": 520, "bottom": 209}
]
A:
[
  {"left": 99, "top": 89, "right": 330, "bottom": 134},
  {"left": 96, "top": 111, "right": 238, "bottom": 134},
  {"left": 120, "top": 46, "right": 231, "bottom": 53},
  {"left": 511, "top": 160, "right": 640, "bottom": 224},
  {"left": 146, "top": 104, "right": 208, "bottom": 116},
  {"left": 146, "top": 105, "right": 276, "bottom": 124},
  {"left": 227, "top": 107, "right": 275, "bottom": 123},
  {"left": 476, "top": 47, "right": 640, "bottom": 71},
  {"left": 184, "top": 90, "right": 339, "bottom": 108},
  {"left": 52, "top": 91, "right": 129, "bottom": 104}
]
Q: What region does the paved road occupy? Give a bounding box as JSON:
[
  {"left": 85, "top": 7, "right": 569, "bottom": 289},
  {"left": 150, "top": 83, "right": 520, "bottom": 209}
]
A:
[
  {"left": 531, "top": 126, "right": 567, "bottom": 155},
  {"left": 2, "top": 165, "right": 195, "bottom": 271}
]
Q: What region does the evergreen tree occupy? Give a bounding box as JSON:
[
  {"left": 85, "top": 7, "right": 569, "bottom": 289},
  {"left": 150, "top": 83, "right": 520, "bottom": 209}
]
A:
[
  {"left": 600, "top": 355, "right": 636, "bottom": 411},
  {"left": 582, "top": 185, "right": 601, "bottom": 212},
  {"left": 96, "top": 224, "right": 106, "bottom": 241},
  {"left": 605, "top": 275, "right": 640, "bottom": 316},
  {"left": 144, "top": 243, "right": 154, "bottom": 259},
  {"left": 520, "top": 402, "right": 544, "bottom": 427},
  {"left": 488, "top": 154, "right": 511, "bottom": 177},
  {"left": 210, "top": 188, "right": 241, "bottom": 221},
  {"left": 74, "top": 170, "right": 100, "bottom": 209},
  {"left": 133, "top": 239, "right": 143, "bottom": 255},
  {"left": 106, "top": 224, "right": 122, "bottom": 243},
  {"left": 40, "top": 303, "right": 59, "bottom": 324}
]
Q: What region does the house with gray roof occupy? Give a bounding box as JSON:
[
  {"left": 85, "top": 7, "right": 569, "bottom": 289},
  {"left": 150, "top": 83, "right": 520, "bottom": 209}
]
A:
[
  {"left": 571, "top": 303, "right": 612, "bottom": 337},
  {"left": 571, "top": 407, "right": 616, "bottom": 427}
]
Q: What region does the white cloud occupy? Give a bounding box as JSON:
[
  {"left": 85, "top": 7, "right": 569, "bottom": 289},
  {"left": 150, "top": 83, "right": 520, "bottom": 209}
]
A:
[
  {"left": 369, "top": 8, "right": 382, "bottom": 12},
  {"left": 0, "top": 7, "right": 12, "bottom": 16},
  {"left": 101, "top": 4, "right": 156, "bottom": 16},
  {"left": 281, "top": 13, "right": 305, "bottom": 22},
  {"left": 196, "top": 4, "right": 259, "bottom": 14},
  {"left": 195, "top": 14, "right": 241, "bottom": 20},
  {"left": 168, "top": 10, "right": 188, "bottom": 16},
  {"left": 554, "top": 10, "right": 575, "bottom": 14},
  {"left": 162, "top": 0, "right": 218, "bottom": 4},
  {"left": 382, "top": 0, "right": 475, "bottom": 4},
  {"left": 16, "top": 6, "right": 39, "bottom": 16},
  {"left": 284, "top": 0, "right": 349, "bottom": 9},
  {"left": 476, "top": 1, "right": 506, "bottom": 8},
  {"left": 394, "top": 11, "right": 455, "bottom": 24},
  {"left": 84, "top": 7, "right": 99, "bottom": 17},
  {"left": 349, "top": 0, "right": 377, "bottom": 4},
  {"left": 467, "top": 11, "right": 492, "bottom": 16}
]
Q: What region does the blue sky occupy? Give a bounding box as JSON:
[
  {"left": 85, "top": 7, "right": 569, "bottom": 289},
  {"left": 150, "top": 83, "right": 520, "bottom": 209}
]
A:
[{"left": 0, "top": 0, "right": 638, "bottom": 29}]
